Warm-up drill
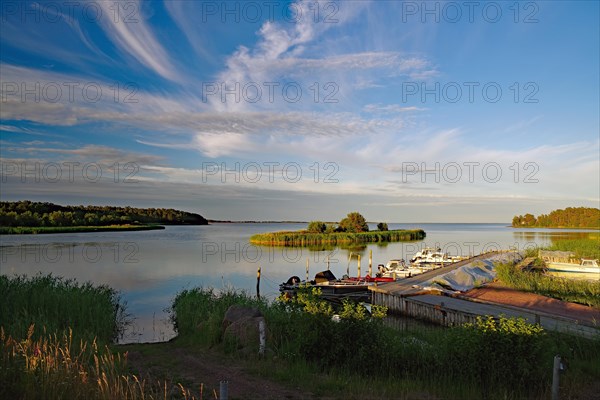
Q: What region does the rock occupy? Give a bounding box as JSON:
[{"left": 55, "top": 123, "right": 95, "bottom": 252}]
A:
[
  {"left": 222, "top": 304, "right": 263, "bottom": 330},
  {"left": 222, "top": 305, "right": 267, "bottom": 354}
]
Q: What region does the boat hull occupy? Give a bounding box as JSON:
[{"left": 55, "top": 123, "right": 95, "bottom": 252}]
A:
[
  {"left": 546, "top": 262, "right": 600, "bottom": 281},
  {"left": 547, "top": 262, "right": 600, "bottom": 274}
]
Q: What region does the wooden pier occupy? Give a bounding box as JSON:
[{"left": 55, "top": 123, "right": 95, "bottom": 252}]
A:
[{"left": 370, "top": 252, "right": 600, "bottom": 338}]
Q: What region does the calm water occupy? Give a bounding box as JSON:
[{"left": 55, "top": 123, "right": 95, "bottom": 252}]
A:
[{"left": 0, "top": 223, "right": 595, "bottom": 343}]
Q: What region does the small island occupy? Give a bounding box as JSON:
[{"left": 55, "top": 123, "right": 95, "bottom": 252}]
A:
[
  {"left": 0, "top": 201, "right": 208, "bottom": 234},
  {"left": 512, "top": 207, "right": 599, "bottom": 229},
  {"left": 250, "top": 211, "right": 426, "bottom": 246}
]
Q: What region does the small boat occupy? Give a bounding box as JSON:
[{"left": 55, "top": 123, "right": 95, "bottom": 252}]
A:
[
  {"left": 410, "top": 247, "right": 463, "bottom": 266},
  {"left": 377, "top": 259, "right": 434, "bottom": 279},
  {"left": 279, "top": 270, "right": 373, "bottom": 301},
  {"left": 546, "top": 259, "right": 600, "bottom": 280}
]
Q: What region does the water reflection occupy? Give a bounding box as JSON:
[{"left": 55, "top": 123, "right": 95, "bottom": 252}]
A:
[
  {"left": 512, "top": 230, "right": 595, "bottom": 243},
  {"left": 1, "top": 223, "right": 597, "bottom": 343}
]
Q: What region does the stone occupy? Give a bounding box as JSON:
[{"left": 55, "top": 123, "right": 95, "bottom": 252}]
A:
[
  {"left": 222, "top": 305, "right": 267, "bottom": 354},
  {"left": 222, "top": 304, "right": 263, "bottom": 330}
]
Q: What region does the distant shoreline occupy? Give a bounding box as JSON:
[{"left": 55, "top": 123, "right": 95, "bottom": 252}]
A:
[
  {"left": 511, "top": 226, "right": 600, "bottom": 230},
  {"left": 210, "top": 220, "right": 509, "bottom": 224},
  {"left": 208, "top": 220, "right": 309, "bottom": 224},
  {"left": 0, "top": 224, "right": 166, "bottom": 235}
]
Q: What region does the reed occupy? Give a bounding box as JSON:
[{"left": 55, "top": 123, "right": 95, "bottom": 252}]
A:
[
  {"left": 0, "top": 274, "right": 127, "bottom": 344},
  {"left": 548, "top": 237, "right": 600, "bottom": 259},
  {"left": 0, "top": 275, "right": 200, "bottom": 399},
  {"left": 0, "top": 325, "right": 201, "bottom": 400},
  {"left": 249, "top": 229, "right": 426, "bottom": 246}
]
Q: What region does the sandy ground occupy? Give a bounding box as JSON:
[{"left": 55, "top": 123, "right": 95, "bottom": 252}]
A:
[{"left": 462, "top": 282, "right": 600, "bottom": 325}]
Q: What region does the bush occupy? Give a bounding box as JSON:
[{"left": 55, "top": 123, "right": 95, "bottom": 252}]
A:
[
  {"left": 339, "top": 212, "right": 369, "bottom": 233},
  {"left": 307, "top": 220, "right": 327, "bottom": 233},
  {"left": 377, "top": 222, "right": 389, "bottom": 231}
]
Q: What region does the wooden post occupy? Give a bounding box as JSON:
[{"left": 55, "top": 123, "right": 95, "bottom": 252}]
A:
[
  {"left": 306, "top": 258, "right": 309, "bottom": 281},
  {"left": 347, "top": 253, "right": 350, "bottom": 276},
  {"left": 368, "top": 250, "right": 372, "bottom": 277},
  {"left": 256, "top": 266, "right": 261, "bottom": 299},
  {"left": 259, "top": 319, "right": 266, "bottom": 356},
  {"left": 220, "top": 381, "right": 229, "bottom": 400},
  {"left": 552, "top": 355, "right": 561, "bottom": 400},
  {"left": 357, "top": 254, "right": 361, "bottom": 278}
]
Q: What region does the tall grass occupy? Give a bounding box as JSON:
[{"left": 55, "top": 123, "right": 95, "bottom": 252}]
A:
[
  {"left": 0, "top": 325, "right": 202, "bottom": 400},
  {"left": 171, "top": 287, "right": 600, "bottom": 399},
  {"left": 0, "top": 275, "right": 201, "bottom": 399},
  {"left": 171, "top": 287, "right": 265, "bottom": 346},
  {"left": 249, "top": 229, "right": 426, "bottom": 246},
  {"left": 0, "top": 274, "right": 127, "bottom": 344},
  {"left": 548, "top": 238, "right": 600, "bottom": 260},
  {"left": 495, "top": 262, "right": 600, "bottom": 307}
]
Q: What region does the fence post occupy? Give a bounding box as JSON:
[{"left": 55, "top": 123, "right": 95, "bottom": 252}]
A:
[
  {"left": 552, "top": 355, "right": 561, "bottom": 400},
  {"left": 259, "top": 319, "right": 266, "bottom": 357},
  {"left": 220, "top": 381, "right": 229, "bottom": 400}
]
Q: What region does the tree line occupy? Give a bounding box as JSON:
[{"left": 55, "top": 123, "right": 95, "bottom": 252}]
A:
[
  {"left": 307, "top": 212, "right": 389, "bottom": 233},
  {"left": 512, "top": 207, "right": 599, "bottom": 228},
  {"left": 0, "top": 201, "right": 208, "bottom": 227}
]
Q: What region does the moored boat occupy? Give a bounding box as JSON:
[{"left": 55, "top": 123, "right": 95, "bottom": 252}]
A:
[
  {"left": 546, "top": 259, "right": 600, "bottom": 280},
  {"left": 410, "top": 247, "right": 465, "bottom": 266},
  {"left": 279, "top": 270, "right": 374, "bottom": 301},
  {"left": 377, "top": 259, "right": 434, "bottom": 279}
]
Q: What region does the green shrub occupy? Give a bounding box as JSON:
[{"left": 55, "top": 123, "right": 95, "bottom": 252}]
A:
[{"left": 307, "top": 220, "right": 327, "bottom": 233}]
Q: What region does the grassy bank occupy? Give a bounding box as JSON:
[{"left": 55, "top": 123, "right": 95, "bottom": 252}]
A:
[
  {"left": 171, "top": 287, "right": 600, "bottom": 399},
  {"left": 495, "top": 239, "right": 600, "bottom": 307},
  {"left": 496, "top": 262, "right": 600, "bottom": 307},
  {"left": 0, "top": 224, "right": 165, "bottom": 235},
  {"left": 250, "top": 228, "right": 426, "bottom": 246},
  {"left": 0, "top": 275, "right": 199, "bottom": 399},
  {"left": 0, "top": 274, "right": 126, "bottom": 343}
]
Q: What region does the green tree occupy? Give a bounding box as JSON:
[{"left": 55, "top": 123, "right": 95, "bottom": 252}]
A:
[
  {"left": 339, "top": 212, "right": 369, "bottom": 233},
  {"left": 307, "top": 221, "right": 327, "bottom": 233},
  {"left": 324, "top": 224, "right": 336, "bottom": 234},
  {"left": 376, "top": 222, "right": 388, "bottom": 231}
]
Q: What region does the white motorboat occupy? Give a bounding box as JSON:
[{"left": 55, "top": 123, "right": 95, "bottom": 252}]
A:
[
  {"left": 377, "top": 259, "right": 435, "bottom": 279},
  {"left": 546, "top": 259, "right": 600, "bottom": 281},
  {"left": 410, "top": 247, "right": 459, "bottom": 266}
]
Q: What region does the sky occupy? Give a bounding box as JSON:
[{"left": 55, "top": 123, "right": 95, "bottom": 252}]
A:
[{"left": 0, "top": 0, "right": 599, "bottom": 222}]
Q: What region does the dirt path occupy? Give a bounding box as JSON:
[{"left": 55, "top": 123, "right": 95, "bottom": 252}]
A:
[
  {"left": 462, "top": 282, "right": 600, "bottom": 325},
  {"left": 124, "top": 343, "right": 317, "bottom": 400}
]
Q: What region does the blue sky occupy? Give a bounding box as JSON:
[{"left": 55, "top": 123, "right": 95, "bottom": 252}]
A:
[{"left": 1, "top": 0, "right": 598, "bottom": 222}]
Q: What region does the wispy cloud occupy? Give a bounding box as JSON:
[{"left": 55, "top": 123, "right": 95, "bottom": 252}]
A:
[{"left": 96, "top": 0, "right": 179, "bottom": 82}]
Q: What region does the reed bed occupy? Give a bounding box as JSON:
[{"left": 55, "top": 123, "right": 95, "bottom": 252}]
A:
[
  {"left": 0, "top": 275, "right": 202, "bottom": 399},
  {"left": 249, "top": 229, "right": 426, "bottom": 246},
  {"left": 548, "top": 237, "right": 600, "bottom": 260},
  {"left": 0, "top": 274, "right": 127, "bottom": 344},
  {"left": 0, "top": 325, "right": 202, "bottom": 400}
]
